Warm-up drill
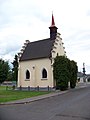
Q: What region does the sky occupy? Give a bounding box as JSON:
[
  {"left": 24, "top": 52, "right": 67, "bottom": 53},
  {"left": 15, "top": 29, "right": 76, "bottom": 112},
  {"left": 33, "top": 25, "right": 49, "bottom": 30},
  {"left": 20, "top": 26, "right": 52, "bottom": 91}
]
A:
[{"left": 0, "top": 0, "right": 90, "bottom": 73}]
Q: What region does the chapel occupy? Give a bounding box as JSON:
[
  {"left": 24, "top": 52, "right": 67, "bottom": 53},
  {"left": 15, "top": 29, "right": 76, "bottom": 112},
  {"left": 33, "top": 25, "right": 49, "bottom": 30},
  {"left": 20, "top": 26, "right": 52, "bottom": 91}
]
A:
[{"left": 18, "top": 14, "right": 66, "bottom": 90}]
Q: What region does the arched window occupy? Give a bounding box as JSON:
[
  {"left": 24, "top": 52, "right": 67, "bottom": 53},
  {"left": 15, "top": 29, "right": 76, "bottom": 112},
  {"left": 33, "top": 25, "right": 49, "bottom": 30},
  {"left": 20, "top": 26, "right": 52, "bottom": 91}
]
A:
[
  {"left": 26, "top": 70, "right": 30, "bottom": 79},
  {"left": 42, "top": 68, "right": 47, "bottom": 78},
  {"left": 57, "top": 53, "right": 59, "bottom": 56}
]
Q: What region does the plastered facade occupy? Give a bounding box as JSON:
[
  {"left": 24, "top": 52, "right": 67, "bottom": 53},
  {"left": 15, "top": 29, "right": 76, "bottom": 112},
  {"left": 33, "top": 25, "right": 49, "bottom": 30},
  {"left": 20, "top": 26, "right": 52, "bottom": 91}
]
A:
[{"left": 18, "top": 33, "right": 65, "bottom": 88}]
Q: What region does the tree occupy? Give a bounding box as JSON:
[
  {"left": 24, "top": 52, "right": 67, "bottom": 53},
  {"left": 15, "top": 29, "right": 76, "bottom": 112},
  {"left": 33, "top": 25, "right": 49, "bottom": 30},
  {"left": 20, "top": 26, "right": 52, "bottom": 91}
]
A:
[
  {"left": 0, "top": 59, "right": 10, "bottom": 83},
  {"left": 7, "top": 70, "right": 13, "bottom": 81},
  {"left": 53, "top": 56, "right": 78, "bottom": 90},
  {"left": 53, "top": 56, "right": 71, "bottom": 90},
  {"left": 12, "top": 54, "right": 18, "bottom": 85},
  {"left": 70, "top": 60, "right": 78, "bottom": 88}
]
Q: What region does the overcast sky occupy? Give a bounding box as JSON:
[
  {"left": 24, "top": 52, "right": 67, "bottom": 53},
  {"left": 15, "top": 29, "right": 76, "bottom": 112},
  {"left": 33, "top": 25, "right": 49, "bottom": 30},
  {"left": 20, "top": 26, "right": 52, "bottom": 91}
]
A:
[{"left": 0, "top": 0, "right": 90, "bottom": 73}]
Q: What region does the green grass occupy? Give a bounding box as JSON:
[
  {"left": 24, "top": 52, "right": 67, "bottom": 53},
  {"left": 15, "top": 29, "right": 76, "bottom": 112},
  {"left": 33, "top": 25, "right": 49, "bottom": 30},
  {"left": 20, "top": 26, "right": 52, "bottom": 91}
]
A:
[{"left": 0, "top": 86, "right": 50, "bottom": 103}]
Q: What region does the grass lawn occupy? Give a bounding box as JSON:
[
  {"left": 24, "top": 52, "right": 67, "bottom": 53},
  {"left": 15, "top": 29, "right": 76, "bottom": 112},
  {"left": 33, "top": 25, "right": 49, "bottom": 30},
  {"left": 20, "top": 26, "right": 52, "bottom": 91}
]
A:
[{"left": 0, "top": 86, "right": 50, "bottom": 103}]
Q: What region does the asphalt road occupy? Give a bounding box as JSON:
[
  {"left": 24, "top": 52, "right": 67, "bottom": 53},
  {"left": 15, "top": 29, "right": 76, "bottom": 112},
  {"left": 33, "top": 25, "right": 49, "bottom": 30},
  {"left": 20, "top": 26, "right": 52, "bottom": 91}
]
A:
[{"left": 0, "top": 86, "right": 90, "bottom": 120}]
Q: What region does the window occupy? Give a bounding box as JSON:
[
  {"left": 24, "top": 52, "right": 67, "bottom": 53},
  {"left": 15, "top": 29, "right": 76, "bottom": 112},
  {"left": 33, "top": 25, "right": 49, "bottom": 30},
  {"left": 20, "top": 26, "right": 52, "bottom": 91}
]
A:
[
  {"left": 42, "top": 68, "right": 47, "bottom": 79},
  {"left": 26, "top": 70, "right": 30, "bottom": 79},
  {"left": 57, "top": 53, "right": 59, "bottom": 56}
]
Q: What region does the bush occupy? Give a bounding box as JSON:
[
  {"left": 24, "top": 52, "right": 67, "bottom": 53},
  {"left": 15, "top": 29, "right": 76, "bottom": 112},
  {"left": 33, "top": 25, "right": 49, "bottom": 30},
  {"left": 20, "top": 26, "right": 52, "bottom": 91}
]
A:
[
  {"left": 87, "top": 78, "right": 90, "bottom": 82},
  {"left": 59, "top": 82, "right": 68, "bottom": 91},
  {"left": 70, "top": 81, "right": 76, "bottom": 88}
]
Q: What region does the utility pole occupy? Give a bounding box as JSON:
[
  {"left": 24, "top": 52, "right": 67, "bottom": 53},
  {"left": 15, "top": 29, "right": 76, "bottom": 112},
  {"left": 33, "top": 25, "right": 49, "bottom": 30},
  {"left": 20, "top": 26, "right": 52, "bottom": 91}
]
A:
[{"left": 83, "top": 63, "right": 86, "bottom": 82}]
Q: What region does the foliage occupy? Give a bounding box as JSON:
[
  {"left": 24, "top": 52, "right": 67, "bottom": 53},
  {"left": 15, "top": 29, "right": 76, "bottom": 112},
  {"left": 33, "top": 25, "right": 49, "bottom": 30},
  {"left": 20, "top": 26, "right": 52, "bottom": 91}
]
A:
[
  {"left": 70, "top": 60, "right": 78, "bottom": 88},
  {"left": 0, "top": 59, "right": 10, "bottom": 83},
  {"left": 12, "top": 54, "right": 18, "bottom": 84},
  {"left": 53, "top": 56, "right": 77, "bottom": 90},
  {"left": 53, "top": 56, "right": 71, "bottom": 90},
  {"left": 87, "top": 77, "right": 90, "bottom": 82},
  {"left": 0, "top": 55, "right": 18, "bottom": 84},
  {"left": 7, "top": 70, "right": 13, "bottom": 81}
]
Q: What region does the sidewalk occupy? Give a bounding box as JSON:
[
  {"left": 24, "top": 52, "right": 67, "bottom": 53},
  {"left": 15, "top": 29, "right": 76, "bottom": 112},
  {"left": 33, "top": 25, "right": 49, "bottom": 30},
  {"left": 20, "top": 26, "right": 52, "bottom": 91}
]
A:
[
  {"left": 0, "top": 91, "right": 68, "bottom": 105},
  {"left": 76, "top": 82, "right": 90, "bottom": 88}
]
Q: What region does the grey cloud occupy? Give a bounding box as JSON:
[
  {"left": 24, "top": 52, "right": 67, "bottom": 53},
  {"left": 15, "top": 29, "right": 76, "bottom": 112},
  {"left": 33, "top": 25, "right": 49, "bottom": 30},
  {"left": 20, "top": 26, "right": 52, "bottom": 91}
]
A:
[
  {"left": 65, "top": 29, "right": 90, "bottom": 45},
  {"left": 0, "top": 0, "right": 90, "bottom": 73},
  {"left": 0, "top": 43, "right": 20, "bottom": 56},
  {"left": 0, "top": 1, "right": 13, "bottom": 29},
  {"left": 0, "top": 0, "right": 44, "bottom": 29},
  {"left": 0, "top": 14, "right": 11, "bottom": 29},
  {"left": 65, "top": 29, "right": 90, "bottom": 59},
  {"left": 33, "top": 9, "right": 50, "bottom": 23}
]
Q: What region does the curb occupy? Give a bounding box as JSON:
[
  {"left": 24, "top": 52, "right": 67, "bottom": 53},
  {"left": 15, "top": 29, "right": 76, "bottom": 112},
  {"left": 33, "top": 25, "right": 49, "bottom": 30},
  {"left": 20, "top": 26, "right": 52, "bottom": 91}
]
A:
[
  {"left": 1, "top": 84, "right": 90, "bottom": 106},
  {"left": 0, "top": 91, "right": 68, "bottom": 106}
]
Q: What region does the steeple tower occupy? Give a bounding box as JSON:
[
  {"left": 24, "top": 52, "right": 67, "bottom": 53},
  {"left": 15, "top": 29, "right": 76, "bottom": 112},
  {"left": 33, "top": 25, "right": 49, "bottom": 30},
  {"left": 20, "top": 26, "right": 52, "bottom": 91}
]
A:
[{"left": 49, "top": 13, "right": 58, "bottom": 39}]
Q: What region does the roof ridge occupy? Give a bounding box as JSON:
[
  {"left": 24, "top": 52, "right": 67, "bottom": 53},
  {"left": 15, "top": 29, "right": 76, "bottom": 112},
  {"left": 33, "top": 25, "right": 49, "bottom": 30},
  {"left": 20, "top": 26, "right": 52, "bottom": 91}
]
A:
[{"left": 29, "top": 38, "right": 50, "bottom": 44}]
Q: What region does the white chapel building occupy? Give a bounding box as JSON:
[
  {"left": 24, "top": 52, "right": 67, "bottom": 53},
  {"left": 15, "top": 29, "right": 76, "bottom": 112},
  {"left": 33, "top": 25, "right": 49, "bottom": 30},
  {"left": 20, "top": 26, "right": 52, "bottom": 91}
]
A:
[{"left": 18, "top": 14, "right": 66, "bottom": 90}]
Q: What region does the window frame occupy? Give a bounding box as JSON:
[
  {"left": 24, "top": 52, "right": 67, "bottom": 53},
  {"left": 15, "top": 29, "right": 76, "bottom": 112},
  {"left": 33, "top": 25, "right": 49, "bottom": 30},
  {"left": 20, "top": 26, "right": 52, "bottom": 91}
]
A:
[
  {"left": 25, "top": 69, "right": 30, "bottom": 81},
  {"left": 41, "top": 68, "right": 48, "bottom": 80}
]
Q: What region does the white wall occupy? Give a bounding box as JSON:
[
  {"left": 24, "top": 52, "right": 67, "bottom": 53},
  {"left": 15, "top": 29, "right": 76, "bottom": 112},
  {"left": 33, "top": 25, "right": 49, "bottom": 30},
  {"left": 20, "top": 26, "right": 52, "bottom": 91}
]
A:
[{"left": 18, "top": 58, "right": 54, "bottom": 87}]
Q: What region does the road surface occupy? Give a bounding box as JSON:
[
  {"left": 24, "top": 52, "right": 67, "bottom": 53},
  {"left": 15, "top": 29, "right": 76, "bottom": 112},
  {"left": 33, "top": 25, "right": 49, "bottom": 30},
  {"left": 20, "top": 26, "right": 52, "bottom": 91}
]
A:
[{"left": 0, "top": 86, "right": 90, "bottom": 120}]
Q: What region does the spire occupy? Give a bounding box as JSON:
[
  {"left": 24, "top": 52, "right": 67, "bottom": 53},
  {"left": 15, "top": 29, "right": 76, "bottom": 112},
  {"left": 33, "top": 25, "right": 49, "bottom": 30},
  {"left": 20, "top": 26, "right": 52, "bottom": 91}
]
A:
[
  {"left": 49, "top": 13, "right": 58, "bottom": 39},
  {"left": 51, "top": 13, "right": 55, "bottom": 27}
]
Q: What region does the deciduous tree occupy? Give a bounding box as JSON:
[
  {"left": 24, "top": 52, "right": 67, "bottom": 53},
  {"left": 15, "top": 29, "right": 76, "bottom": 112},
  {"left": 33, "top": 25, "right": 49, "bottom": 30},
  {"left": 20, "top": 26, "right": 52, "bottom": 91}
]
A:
[{"left": 0, "top": 59, "right": 10, "bottom": 83}]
